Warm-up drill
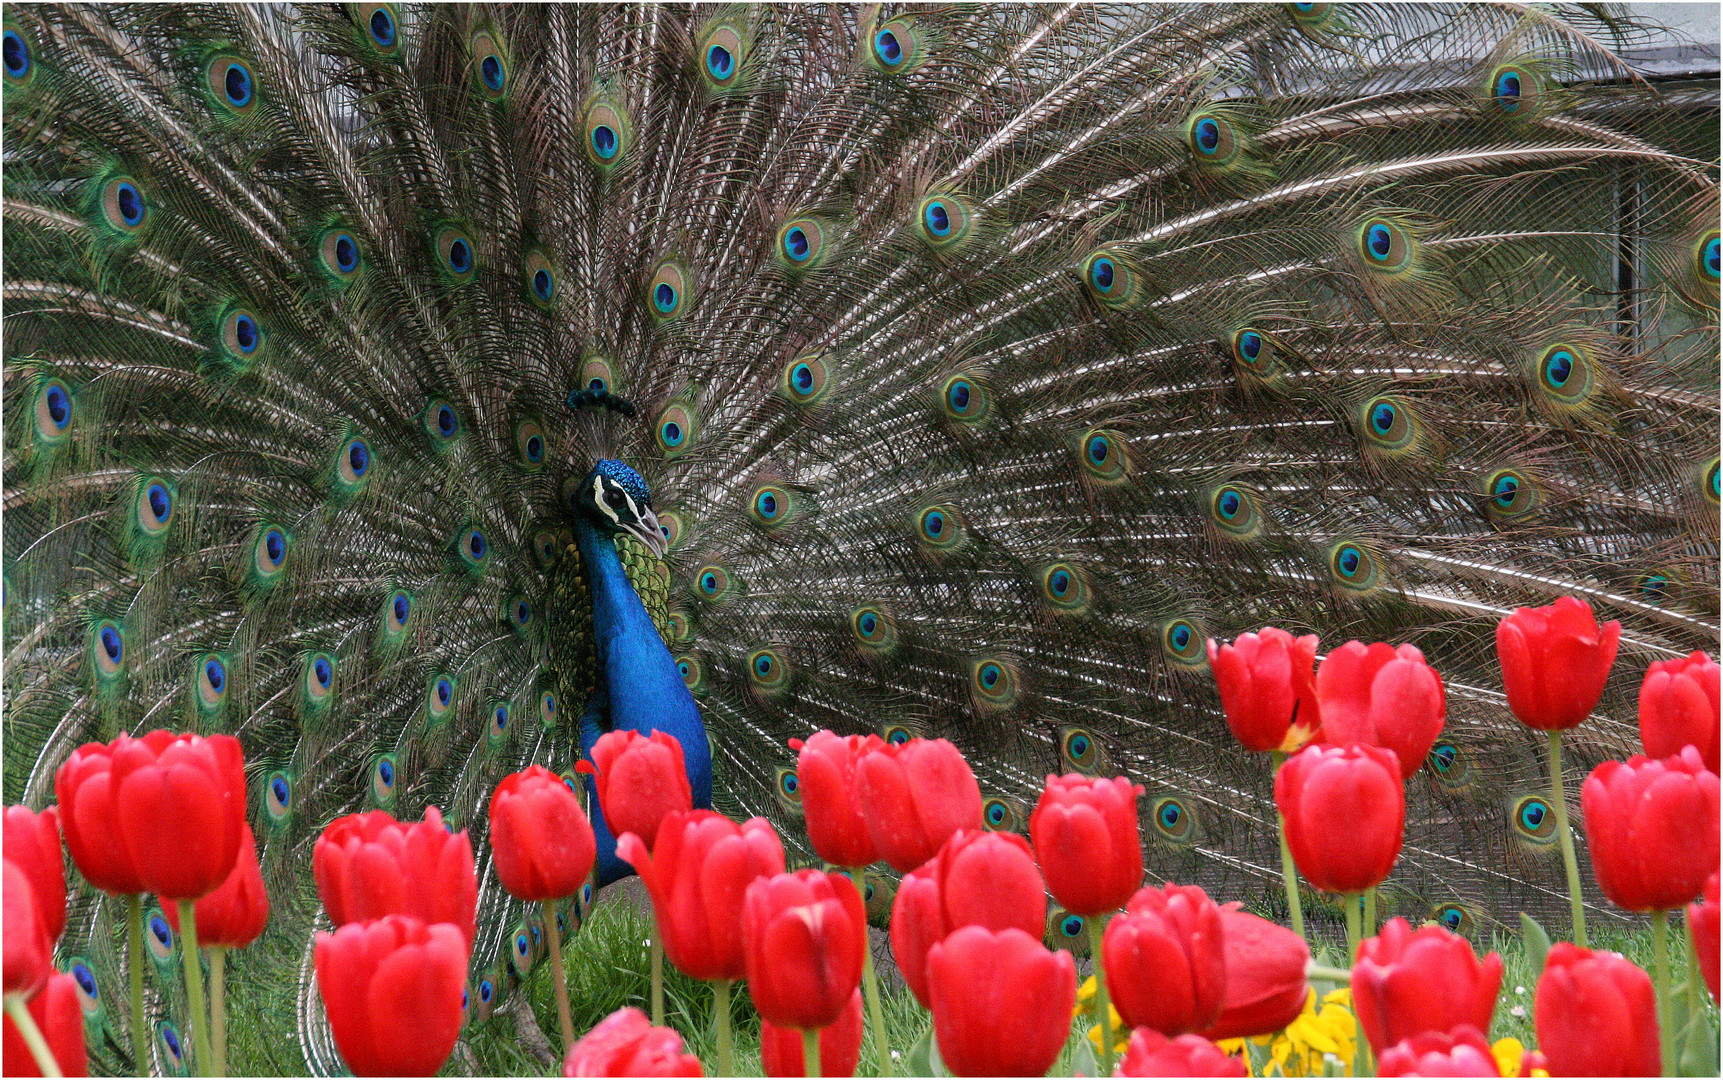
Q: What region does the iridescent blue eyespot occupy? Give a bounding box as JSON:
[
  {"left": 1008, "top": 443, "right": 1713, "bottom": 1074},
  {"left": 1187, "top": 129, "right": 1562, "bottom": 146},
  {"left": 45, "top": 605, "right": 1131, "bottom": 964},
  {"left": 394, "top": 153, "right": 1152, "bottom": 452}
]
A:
[
  {"left": 1049, "top": 569, "right": 1070, "bottom": 597},
  {"left": 335, "top": 234, "right": 359, "bottom": 273},
  {"left": 448, "top": 238, "right": 471, "bottom": 273},
  {"left": 653, "top": 282, "right": 677, "bottom": 313},
  {"left": 1070, "top": 734, "right": 1090, "bottom": 757},
  {"left": 115, "top": 182, "right": 145, "bottom": 226},
  {"left": 393, "top": 593, "right": 410, "bottom": 622},
  {"left": 1705, "top": 237, "right": 1721, "bottom": 280},
  {"left": 1366, "top": 223, "right": 1393, "bottom": 260},
  {"left": 1090, "top": 257, "right": 1115, "bottom": 292},
  {"left": 72, "top": 961, "right": 97, "bottom": 999},
  {"left": 660, "top": 420, "right": 683, "bottom": 447},
  {"left": 204, "top": 657, "right": 226, "bottom": 693},
  {"left": 1335, "top": 544, "right": 1362, "bottom": 577},
  {"left": 1217, "top": 489, "right": 1241, "bottom": 519},
  {"left": 347, "top": 439, "right": 370, "bottom": 477},
  {"left": 1194, "top": 117, "right": 1220, "bottom": 154},
  {"left": 1520, "top": 800, "right": 1546, "bottom": 830},
  {"left": 1495, "top": 70, "right": 1521, "bottom": 104},
  {"left": 313, "top": 656, "right": 332, "bottom": 687},
  {"left": 1237, "top": 331, "right": 1262, "bottom": 361},
  {"left": 479, "top": 979, "right": 495, "bottom": 1003},
  {"left": 1493, "top": 474, "right": 1519, "bottom": 507},
  {"left": 150, "top": 915, "right": 172, "bottom": 948},
  {"left": 369, "top": 8, "right": 396, "bottom": 48},
  {"left": 874, "top": 28, "right": 902, "bottom": 65},
  {"left": 437, "top": 678, "right": 453, "bottom": 705},
  {"left": 987, "top": 802, "right": 1006, "bottom": 825},
  {"left": 468, "top": 530, "right": 486, "bottom": 558},
  {"left": 4, "top": 29, "right": 31, "bottom": 80},
  {"left": 223, "top": 61, "right": 253, "bottom": 107},
  {"left": 1169, "top": 622, "right": 1191, "bottom": 650},
  {"left": 755, "top": 654, "right": 773, "bottom": 677},
  {"left": 1086, "top": 434, "right": 1109, "bottom": 465},
  {"left": 1543, "top": 349, "right": 1573, "bottom": 388},
  {"left": 707, "top": 44, "right": 734, "bottom": 79},
  {"left": 532, "top": 269, "right": 553, "bottom": 301},
  {"left": 436, "top": 405, "right": 458, "bottom": 438},
  {"left": 1370, "top": 402, "right": 1396, "bottom": 435},
  {"left": 701, "top": 572, "right": 717, "bottom": 592},
  {"left": 924, "top": 200, "right": 951, "bottom": 236},
  {"left": 1439, "top": 907, "right": 1464, "bottom": 931},
  {"left": 44, "top": 384, "right": 70, "bottom": 428},
  {"left": 480, "top": 54, "right": 504, "bottom": 91},
  {"left": 1060, "top": 915, "right": 1084, "bottom": 937},
  {"left": 924, "top": 510, "right": 944, "bottom": 537},
  {"left": 231, "top": 312, "right": 259, "bottom": 354},
  {"left": 591, "top": 124, "right": 618, "bottom": 159},
  {"left": 148, "top": 483, "right": 172, "bottom": 522},
  {"left": 783, "top": 226, "right": 810, "bottom": 262},
  {"left": 1159, "top": 801, "right": 1182, "bottom": 828},
  {"left": 1430, "top": 743, "right": 1458, "bottom": 773},
  {"left": 978, "top": 662, "right": 1001, "bottom": 689},
  {"left": 271, "top": 775, "right": 290, "bottom": 805},
  {"left": 755, "top": 491, "right": 778, "bottom": 518},
  {"left": 378, "top": 758, "right": 394, "bottom": 785},
  {"left": 101, "top": 625, "right": 123, "bottom": 662}
]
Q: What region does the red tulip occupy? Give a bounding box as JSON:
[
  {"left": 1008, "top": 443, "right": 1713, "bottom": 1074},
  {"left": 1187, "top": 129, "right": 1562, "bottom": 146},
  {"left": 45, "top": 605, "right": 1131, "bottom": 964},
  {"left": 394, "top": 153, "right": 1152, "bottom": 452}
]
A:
[
  {"left": 1376, "top": 1026, "right": 1501, "bottom": 1077},
  {"left": 491, "top": 765, "right": 598, "bottom": 901},
  {"left": 109, "top": 730, "right": 247, "bottom": 901},
  {"left": 163, "top": 820, "right": 268, "bottom": 948},
  {"left": 1315, "top": 641, "right": 1445, "bottom": 779},
  {"left": 1496, "top": 596, "right": 1621, "bottom": 731},
  {"left": 1274, "top": 743, "right": 1403, "bottom": 894},
  {"left": 934, "top": 829, "right": 1044, "bottom": 936},
  {"left": 760, "top": 988, "right": 863, "bottom": 1077},
  {"left": 1030, "top": 774, "right": 1143, "bottom": 916},
  {"left": 314, "top": 915, "right": 466, "bottom": 1077},
  {"left": 3, "top": 807, "right": 64, "bottom": 943},
  {"left": 617, "top": 809, "right": 784, "bottom": 982},
  {"left": 853, "top": 738, "right": 982, "bottom": 872},
  {"left": 927, "top": 926, "right": 1076, "bottom": 1077},
  {"left": 888, "top": 863, "right": 943, "bottom": 1008},
  {"left": 1103, "top": 883, "right": 1226, "bottom": 1036},
  {"left": 1582, "top": 746, "right": 1719, "bottom": 912},
  {"left": 1534, "top": 942, "right": 1658, "bottom": 1077},
  {"left": 2, "top": 972, "right": 86, "bottom": 1077},
  {"left": 742, "top": 869, "right": 867, "bottom": 1031},
  {"left": 886, "top": 830, "right": 1044, "bottom": 1008},
  {"left": 1351, "top": 918, "right": 1503, "bottom": 1053},
  {"left": 312, "top": 807, "right": 477, "bottom": 945},
  {"left": 1639, "top": 651, "right": 1720, "bottom": 774},
  {"left": 1208, "top": 627, "right": 1323, "bottom": 754},
  {"left": 1691, "top": 872, "right": 1719, "bottom": 1002},
  {"left": 3, "top": 861, "right": 51, "bottom": 997},
  {"left": 791, "top": 731, "right": 884, "bottom": 868},
  {"left": 582, "top": 730, "right": 693, "bottom": 852},
  {"left": 1197, "top": 906, "right": 1310, "bottom": 1041},
  {"left": 1115, "top": 1028, "right": 1247, "bottom": 1077},
  {"left": 561, "top": 1007, "right": 703, "bottom": 1077},
  {"left": 54, "top": 737, "right": 145, "bottom": 895}
]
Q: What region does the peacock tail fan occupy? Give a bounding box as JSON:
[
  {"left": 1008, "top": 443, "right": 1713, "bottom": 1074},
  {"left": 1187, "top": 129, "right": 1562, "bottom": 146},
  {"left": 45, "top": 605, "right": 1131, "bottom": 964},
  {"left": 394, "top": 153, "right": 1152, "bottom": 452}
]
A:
[{"left": 3, "top": 2, "right": 1716, "bottom": 1070}]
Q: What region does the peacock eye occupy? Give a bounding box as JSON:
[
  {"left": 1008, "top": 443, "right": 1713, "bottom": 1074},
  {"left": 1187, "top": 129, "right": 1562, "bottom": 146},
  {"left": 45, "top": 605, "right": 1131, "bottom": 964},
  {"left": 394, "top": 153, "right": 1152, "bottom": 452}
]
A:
[{"left": 604, "top": 488, "right": 625, "bottom": 508}]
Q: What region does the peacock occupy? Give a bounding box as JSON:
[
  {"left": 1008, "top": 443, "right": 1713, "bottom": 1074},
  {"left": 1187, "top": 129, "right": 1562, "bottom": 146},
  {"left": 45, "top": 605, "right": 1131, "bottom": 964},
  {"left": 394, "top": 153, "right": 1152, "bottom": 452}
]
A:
[{"left": 3, "top": 2, "right": 1718, "bottom": 1073}]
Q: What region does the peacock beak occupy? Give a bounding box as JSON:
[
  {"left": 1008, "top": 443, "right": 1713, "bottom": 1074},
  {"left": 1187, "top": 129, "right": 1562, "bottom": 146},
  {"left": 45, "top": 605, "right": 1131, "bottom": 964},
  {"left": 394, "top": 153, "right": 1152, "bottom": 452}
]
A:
[{"left": 624, "top": 505, "right": 669, "bottom": 559}]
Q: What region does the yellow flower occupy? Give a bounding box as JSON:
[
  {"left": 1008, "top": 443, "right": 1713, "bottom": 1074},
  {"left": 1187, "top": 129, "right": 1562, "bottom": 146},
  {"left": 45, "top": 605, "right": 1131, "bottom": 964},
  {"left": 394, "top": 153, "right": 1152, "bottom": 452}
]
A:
[
  {"left": 1077, "top": 975, "right": 1128, "bottom": 1055},
  {"left": 1492, "top": 1036, "right": 1525, "bottom": 1077}
]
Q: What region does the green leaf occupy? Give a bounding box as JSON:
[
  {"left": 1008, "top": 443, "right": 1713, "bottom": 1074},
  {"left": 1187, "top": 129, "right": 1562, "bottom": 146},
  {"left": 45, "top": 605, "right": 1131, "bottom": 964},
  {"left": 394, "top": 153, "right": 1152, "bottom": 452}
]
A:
[
  {"left": 1678, "top": 1001, "right": 1719, "bottom": 1077},
  {"left": 1519, "top": 912, "right": 1551, "bottom": 979},
  {"left": 1066, "top": 1028, "right": 1099, "bottom": 1078},
  {"left": 904, "top": 1027, "right": 935, "bottom": 1078}
]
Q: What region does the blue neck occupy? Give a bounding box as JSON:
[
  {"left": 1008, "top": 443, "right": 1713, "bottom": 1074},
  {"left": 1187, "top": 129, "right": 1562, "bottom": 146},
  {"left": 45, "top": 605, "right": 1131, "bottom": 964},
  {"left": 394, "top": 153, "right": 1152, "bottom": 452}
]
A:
[{"left": 574, "top": 517, "right": 712, "bottom": 885}]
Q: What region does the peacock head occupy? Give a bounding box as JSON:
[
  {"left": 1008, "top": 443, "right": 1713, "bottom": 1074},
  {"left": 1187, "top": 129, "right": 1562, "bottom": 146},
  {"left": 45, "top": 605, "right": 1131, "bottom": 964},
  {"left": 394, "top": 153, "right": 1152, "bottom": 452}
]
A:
[{"left": 571, "top": 460, "right": 667, "bottom": 557}]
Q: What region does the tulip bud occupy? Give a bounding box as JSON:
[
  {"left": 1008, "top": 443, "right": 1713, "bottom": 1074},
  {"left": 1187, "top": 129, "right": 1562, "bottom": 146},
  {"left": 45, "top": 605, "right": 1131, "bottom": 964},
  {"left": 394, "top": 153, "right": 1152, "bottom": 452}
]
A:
[
  {"left": 1351, "top": 918, "right": 1502, "bottom": 1054},
  {"left": 1534, "top": 943, "right": 1659, "bottom": 1077},
  {"left": 935, "top": 830, "right": 1044, "bottom": 937},
  {"left": 1639, "top": 651, "right": 1720, "bottom": 774},
  {"left": 1208, "top": 627, "right": 1322, "bottom": 754},
  {"left": 583, "top": 731, "right": 694, "bottom": 852},
  {"left": 164, "top": 820, "right": 269, "bottom": 949},
  {"left": 55, "top": 737, "right": 146, "bottom": 896},
  {"left": 3, "top": 861, "right": 51, "bottom": 998},
  {"left": 742, "top": 870, "right": 867, "bottom": 1031},
  {"left": 110, "top": 730, "right": 248, "bottom": 901},
  {"left": 1376, "top": 1026, "right": 1501, "bottom": 1077},
  {"left": 926, "top": 926, "right": 1076, "bottom": 1078},
  {"left": 1496, "top": 596, "right": 1620, "bottom": 731},
  {"left": 1103, "top": 883, "right": 1226, "bottom": 1036},
  {"left": 1030, "top": 774, "right": 1144, "bottom": 916},
  {"left": 313, "top": 807, "right": 477, "bottom": 945},
  {"left": 618, "top": 810, "right": 784, "bottom": 983},
  {"left": 3, "top": 807, "right": 64, "bottom": 944},
  {"left": 2, "top": 972, "right": 86, "bottom": 1077},
  {"left": 1197, "top": 906, "right": 1310, "bottom": 1041},
  {"left": 561, "top": 1007, "right": 703, "bottom": 1077},
  {"left": 791, "top": 732, "right": 884, "bottom": 869},
  {"left": 491, "top": 766, "right": 598, "bottom": 902},
  {"left": 1581, "top": 746, "right": 1720, "bottom": 912},
  {"left": 1115, "top": 1028, "right": 1247, "bottom": 1077},
  {"left": 760, "top": 989, "right": 863, "bottom": 1077},
  {"left": 1316, "top": 641, "right": 1445, "bottom": 778},
  {"left": 1274, "top": 743, "right": 1403, "bottom": 895},
  {"left": 314, "top": 915, "right": 467, "bottom": 1077},
  {"left": 854, "top": 738, "right": 982, "bottom": 872},
  {"left": 1692, "top": 872, "right": 1719, "bottom": 1003}
]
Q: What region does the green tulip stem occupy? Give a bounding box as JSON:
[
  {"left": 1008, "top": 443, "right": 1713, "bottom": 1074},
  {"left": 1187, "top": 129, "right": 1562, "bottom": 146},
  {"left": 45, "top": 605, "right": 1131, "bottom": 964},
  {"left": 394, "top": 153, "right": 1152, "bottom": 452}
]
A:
[
  {"left": 1686, "top": 918, "right": 1703, "bottom": 1063},
  {"left": 126, "top": 893, "right": 146, "bottom": 1067},
  {"left": 1271, "top": 752, "right": 1305, "bottom": 942},
  {"left": 1087, "top": 911, "right": 1115, "bottom": 1076},
  {"left": 1364, "top": 887, "right": 1377, "bottom": 940},
  {"left": 1653, "top": 908, "right": 1673, "bottom": 1078},
  {"left": 712, "top": 980, "right": 733, "bottom": 1077},
  {"left": 5, "top": 994, "right": 64, "bottom": 1077},
  {"left": 1548, "top": 730, "right": 1588, "bottom": 948},
  {"left": 177, "top": 900, "right": 215, "bottom": 1076},
  {"left": 803, "top": 1027, "right": 821, "bottom": 1078},
  {"left": 650, "top": 934, "right": 664, "bottom": 1026},
  {"left": 208, "top": 946, "right": 227, "bottom": 1077},
  {"left": 849, "top": 867, "right": 891, "bottom": 1078},
  {"left": 542, "top": 901, "right": 576, "bottom": 1055},
  {"left": 1345, "top": 893, "right": 1367, "bottom": 1079}
]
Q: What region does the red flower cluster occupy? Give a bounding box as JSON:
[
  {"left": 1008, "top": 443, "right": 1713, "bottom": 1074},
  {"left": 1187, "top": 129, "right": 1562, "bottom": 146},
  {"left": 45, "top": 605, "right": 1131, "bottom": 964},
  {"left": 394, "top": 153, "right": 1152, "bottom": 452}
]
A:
[{"left": 563, "top": 1008, "right": 703, "bottom": 1077}]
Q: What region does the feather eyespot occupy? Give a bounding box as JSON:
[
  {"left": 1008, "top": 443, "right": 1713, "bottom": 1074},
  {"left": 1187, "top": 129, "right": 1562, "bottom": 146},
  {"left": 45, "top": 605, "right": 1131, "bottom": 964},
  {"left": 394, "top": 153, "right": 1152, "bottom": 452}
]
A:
[
  {"left": 1152, "top": 797, "right": 1196, "bottom": 842},
  {"left": 135, "top": 477, "right": 176, "bottom": 535},
  {"left": 454, "top": 526, "right": 490, "bottom": 572},
  {"left": 777, "top": 217, "right": 832, "bottom": 271},
  {"left": 488, "top": 702, "right": 511, "bottom": 747},
  {"left": 969, "top": 658, "right": 1018, "bottom": 710},
  {"left": 1209, "top": 484, "right": 1261, "bottom": 538},
  {"left": 1510, "top": 795, "right": 1558, "bottom": 845},
  {"left": 1360, "top": 396, "right": 1417, "bottom": 454},
  {"left": 197, "top": 654, "right": 228, "bottom": 706},
  {"left": 100, "top": 177, "right": 149, "bottom": 233},
  {"left": 336, "top": 437, "right": 372, "bottom": 489},
  {"left": 749, "top": 485, "right": 796, "bottom": 528},
  {"left": 748, "top": 647, "right": 789, "bottom": 694},
  {"left": 384, "top": 591, "right": 413, "bottom": 634},
  {"left": 33, "top": 378, "right": 73, "bottom": 444},
  {"left": 3, "top": 25, "right": 33, "bottom": 85},
  {"left": 915, "top": 504, "right": 965, "bottom": 550},
  {"left": 305, "top": 652, "right": 335, "bottom": 699},
  {"left": 205, "top": 55, "right": 256, "bottom": 114},
  {"left": 470, "top": 32, "right": 508, "bottom": 100},
  {"left": 781, "top": 353, "right": 831, "bottom": 406},
  {"left": 1059, "top": 726, "right": 1104, "bottom": 773},
  {"left": 916, "top": 194, "right": 973, "bottom": 250},
  {"left": 1485, "top": 63, "right": 1540, "bottom": 116},
  {"left": 1702, "top": 232, "right": 1721, "bottom": 282},
  {"left": 318, "top": 228, "right": 363, "bottom": 284},
  {"left": 91, "top": 620, "right": 125, "bottom": 677},
  {"left": 1039, "top": 563, "right": 1090, "bottom": 615},
  {"left": 433, "top": 227, "right": 477, "bottom": 283},
  {"left": 647, "top": 261, "right": 690, "bottom": 319},
  {"left": 427, "top": 674, "right": 456, "bottom": 723},
  {"left": 583, "top": 99, "right": 630, "bottom": 170},
  {"left": 1356, "top": 218, "right": 1414, "bottom": 273},
  {"left": 539, "top": 690, "right": 557, "bottom": 730},
  {"left": 693, "top": 564, "right": 732, "bottom": 601},
  {"left": 1328, "top": 542, "right": 1379, "bottom": 592},
  {"left": 940, "top": 374, "right": 990, "bottom": 424},
  {"left": 1078, "top": 428, "right": 1130, "bottom": 484},
  {"left": 1082, "top": 249, "right": 1141, "bottom": 308},
  {"left": 157, "top": 1021, "right": 185, "bottom": 1073},
  {"left": 698, "top": 22, "right": 745, "bottom": 89},
  {"left": 1163, "top": 619, "right": 1208, "bottom": 667},
  {"left": 1484, "top": 468, "right": 1539, "bottom": 522},
  {"left": 354, "top": 4, "right": 399, "bottom": 54},
  {"left": 523, "top": 250, "right": 558, "bottom": 309},
  {"left": 515, "top": 419, "right": 546, "bottom": 468},
  {"left": 1536, "top": 344, "right": 1593, "bottom": 404},
  {"left": 849, "top": 606, "right": 898, "bottom": 652},
  {"left": 371, "top": 754, "right": 397, "bottom": 806},
  {"left": 655, "top": 402, "right": 697, "bottom": 457}
]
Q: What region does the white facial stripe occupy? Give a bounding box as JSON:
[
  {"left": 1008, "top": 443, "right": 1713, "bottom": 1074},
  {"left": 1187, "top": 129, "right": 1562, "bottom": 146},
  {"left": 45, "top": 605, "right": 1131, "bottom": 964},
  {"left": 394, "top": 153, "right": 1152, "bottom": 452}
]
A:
[{"left": 589, "top": 475, "right": 622, "bottom": 526}]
